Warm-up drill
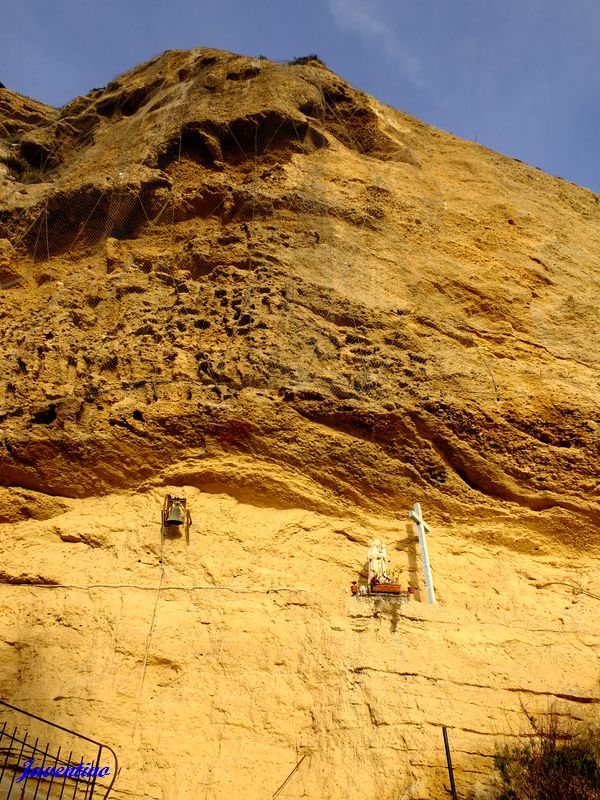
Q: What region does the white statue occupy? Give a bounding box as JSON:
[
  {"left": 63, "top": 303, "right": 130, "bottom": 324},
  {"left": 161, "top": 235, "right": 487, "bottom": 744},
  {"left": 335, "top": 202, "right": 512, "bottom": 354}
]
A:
[{"left": 368, "top": 538, "right": 388, "bottom": 582}]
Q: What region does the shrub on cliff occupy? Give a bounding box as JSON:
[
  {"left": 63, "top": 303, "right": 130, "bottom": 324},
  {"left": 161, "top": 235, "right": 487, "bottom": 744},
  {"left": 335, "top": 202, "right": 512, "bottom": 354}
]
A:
[
  {"left": 494, "top": 707, "right": 600, "bottom": 799},
  {"left": 288, "top": 54, "right": 326, "bottom": 67}
]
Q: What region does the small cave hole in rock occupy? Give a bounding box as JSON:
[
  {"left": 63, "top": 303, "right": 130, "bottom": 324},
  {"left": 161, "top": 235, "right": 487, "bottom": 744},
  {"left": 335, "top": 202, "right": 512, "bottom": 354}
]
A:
[
  {"left": 32, "top": 404, "right": 57, "bottom": 425},
  {"left": 454, "top": 467, "right": 479, "bottom": 491},
  {"left": 132, "top": 410, "right": 144, "bottom": 422}
]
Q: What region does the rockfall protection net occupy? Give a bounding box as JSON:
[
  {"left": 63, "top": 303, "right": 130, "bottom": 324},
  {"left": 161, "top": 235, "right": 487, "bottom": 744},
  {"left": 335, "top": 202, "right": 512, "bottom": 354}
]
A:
[{"left": 0, "top": 54, "right": 503, "bottom": 411}]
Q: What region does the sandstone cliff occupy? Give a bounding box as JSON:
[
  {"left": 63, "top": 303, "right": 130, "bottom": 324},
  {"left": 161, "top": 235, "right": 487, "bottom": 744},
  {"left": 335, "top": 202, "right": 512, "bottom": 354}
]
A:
[{"left": 0, "top": 48, "right": 598, "bottom": 800}]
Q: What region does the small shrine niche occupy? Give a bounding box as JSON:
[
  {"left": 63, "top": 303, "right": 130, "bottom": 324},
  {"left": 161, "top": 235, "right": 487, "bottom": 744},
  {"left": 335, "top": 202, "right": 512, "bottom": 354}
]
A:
[
  {"left": 351, "top": 537, "right": 414, "bottom": 599},
  {"left": 350, "top": 504, "right": 435, "bottom": 603},
  {"left": 368, "top": 538, "right": 410, "bottom": 596}
]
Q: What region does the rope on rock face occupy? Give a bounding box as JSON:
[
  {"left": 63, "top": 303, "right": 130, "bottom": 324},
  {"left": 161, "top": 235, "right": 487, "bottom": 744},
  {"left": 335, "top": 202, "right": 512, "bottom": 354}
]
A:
[
  {"left": 0, "top": 582, "right": 310, "bottom": 593},
  {"left": 131, "top": 537, "right": 164, "bottom": 739},
  {"left": 272, "top": 753, "right": 307, "bottom": 799}
]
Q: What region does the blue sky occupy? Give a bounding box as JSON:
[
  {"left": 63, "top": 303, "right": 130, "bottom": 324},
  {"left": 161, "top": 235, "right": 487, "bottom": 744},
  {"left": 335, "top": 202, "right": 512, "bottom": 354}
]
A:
[{"left": 1, "top": 0, "right": 599, "bottom": 193}]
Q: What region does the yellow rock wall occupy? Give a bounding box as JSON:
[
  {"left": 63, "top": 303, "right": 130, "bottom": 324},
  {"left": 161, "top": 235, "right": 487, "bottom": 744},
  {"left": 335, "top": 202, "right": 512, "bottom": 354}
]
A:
[{"left": 0, "top": 49, "right": 598, "bottom": 799}]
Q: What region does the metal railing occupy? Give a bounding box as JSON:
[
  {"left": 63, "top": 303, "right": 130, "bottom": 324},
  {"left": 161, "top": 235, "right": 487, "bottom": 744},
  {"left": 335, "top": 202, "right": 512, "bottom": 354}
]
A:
[{"left": 0, "top": 700, "right": 117, "bottom": 800}]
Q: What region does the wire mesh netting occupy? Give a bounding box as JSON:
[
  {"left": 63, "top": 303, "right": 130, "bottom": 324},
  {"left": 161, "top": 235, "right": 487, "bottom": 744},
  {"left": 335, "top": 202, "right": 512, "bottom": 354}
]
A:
[
  {"left": 1, "top": 50, "right": 507, "bottom": 424},
  {"left": 0, "top": 52, "right": 424, "bottom": 414}
]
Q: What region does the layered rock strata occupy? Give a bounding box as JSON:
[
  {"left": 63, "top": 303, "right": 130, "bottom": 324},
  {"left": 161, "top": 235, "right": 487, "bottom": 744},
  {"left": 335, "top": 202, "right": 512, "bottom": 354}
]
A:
[{"left": 0, "top": 49, "right": 599, "bottom": 799}]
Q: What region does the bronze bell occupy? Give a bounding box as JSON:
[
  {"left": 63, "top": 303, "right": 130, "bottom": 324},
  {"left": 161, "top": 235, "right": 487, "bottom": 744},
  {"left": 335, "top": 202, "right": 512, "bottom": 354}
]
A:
[{"left": 166, "top": 499, "right": 184, "bottom": 526}]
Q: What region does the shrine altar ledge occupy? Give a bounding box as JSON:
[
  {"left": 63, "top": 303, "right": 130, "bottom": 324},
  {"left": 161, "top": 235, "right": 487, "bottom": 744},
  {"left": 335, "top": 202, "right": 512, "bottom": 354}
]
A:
[{"left": 370, "top": 584, "right": 404, "bottom": 595}]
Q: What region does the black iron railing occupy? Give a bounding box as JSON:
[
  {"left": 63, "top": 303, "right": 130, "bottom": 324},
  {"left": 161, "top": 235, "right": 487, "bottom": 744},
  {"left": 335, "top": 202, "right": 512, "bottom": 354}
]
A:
[{"left": 0, "top": 699, "right": 117, "bottom": 799}]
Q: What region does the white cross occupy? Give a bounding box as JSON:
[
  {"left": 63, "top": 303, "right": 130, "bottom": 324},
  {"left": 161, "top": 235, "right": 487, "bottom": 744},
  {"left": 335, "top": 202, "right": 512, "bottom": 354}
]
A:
[{"left": 408, "top": 502, "right": 436, "bottom": 604}]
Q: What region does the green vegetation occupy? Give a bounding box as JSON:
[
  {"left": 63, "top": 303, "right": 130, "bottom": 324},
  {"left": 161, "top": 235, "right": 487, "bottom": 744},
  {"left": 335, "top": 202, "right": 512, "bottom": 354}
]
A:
[
  {"left": 494, "top": 707, "right": 600, "bottom": 799},
  {"left": 1, "top": 153, "right": 45, "bottom": 183},
  {"left": 287, "top": 54, "right": 326, "bottom": 67}
]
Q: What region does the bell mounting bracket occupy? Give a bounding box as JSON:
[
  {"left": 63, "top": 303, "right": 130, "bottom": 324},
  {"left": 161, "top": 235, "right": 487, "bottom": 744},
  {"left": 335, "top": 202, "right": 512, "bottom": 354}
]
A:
[{"left": 161, "top": 494, "right": 191, "bottom": 545}]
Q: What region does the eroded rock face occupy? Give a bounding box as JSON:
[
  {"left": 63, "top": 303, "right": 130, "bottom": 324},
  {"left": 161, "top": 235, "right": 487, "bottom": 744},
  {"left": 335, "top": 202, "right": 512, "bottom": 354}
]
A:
[{"left": 0, "top": 48, "right": 599, "bottom": 800}]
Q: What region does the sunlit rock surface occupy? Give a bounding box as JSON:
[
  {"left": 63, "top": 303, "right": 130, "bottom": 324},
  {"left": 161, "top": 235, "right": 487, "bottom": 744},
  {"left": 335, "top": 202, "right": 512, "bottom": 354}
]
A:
[{"left": 0, "top": 48, "right": 599, "bottom": 800}]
